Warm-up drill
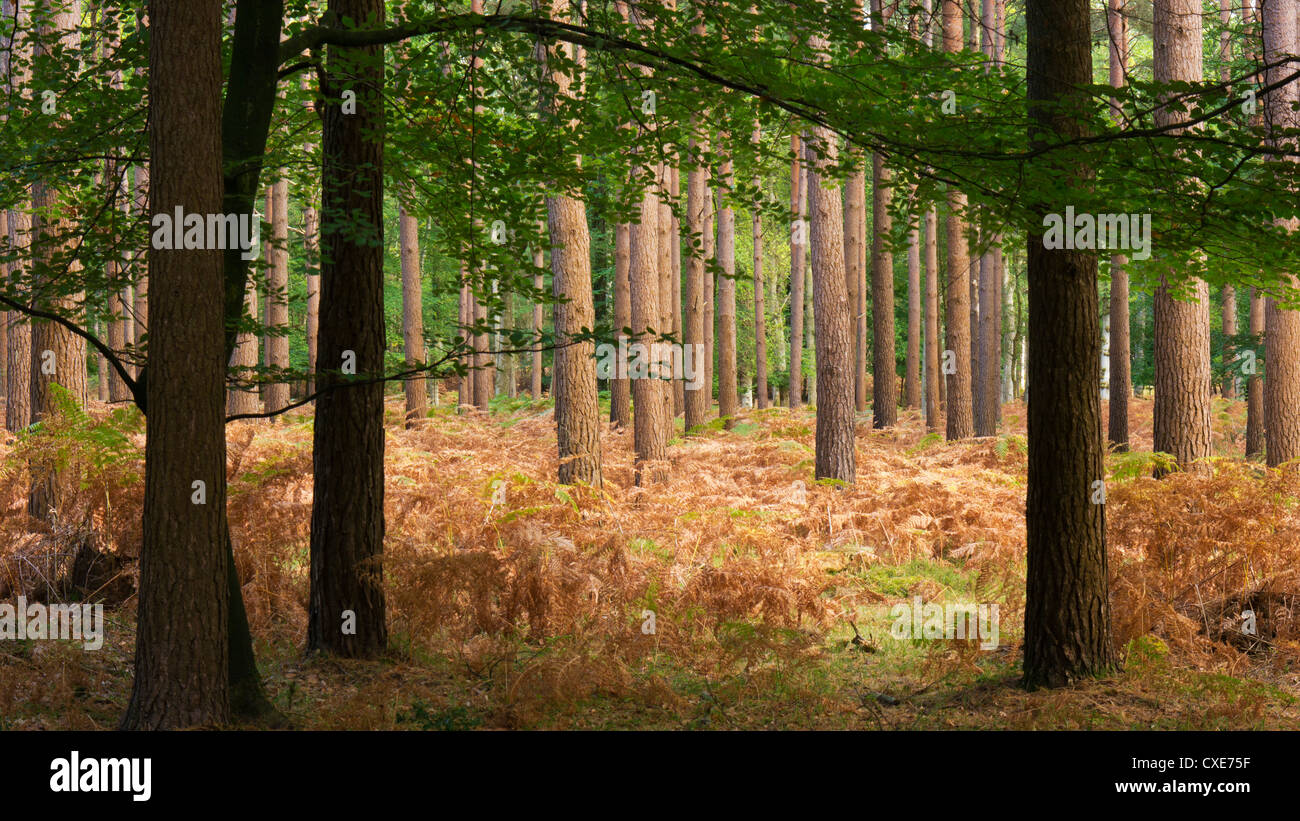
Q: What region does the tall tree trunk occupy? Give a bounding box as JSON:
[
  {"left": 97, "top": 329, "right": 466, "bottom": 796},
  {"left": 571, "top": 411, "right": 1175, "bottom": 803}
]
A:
[
  {"left": 304, "top": 199, "right": 320, "bottom": 398},
  {"left": 611, "top": 222, "right": 630, "bottom": 421},
  {"left": 122, "top": 0, "right": 230, "bottom": 730},
  {"left": 1152, "top": 0, "right": 1211, "bottom": 474},
  {"left": 1263, "top": 0, "right": 1300, "bottom": 466},
  {"left": 264, "top": 175, "right": 290, "bottom": 413},
  {"left": 227, "top": 280, "right": 260, "bottom": 415},
  {"left": 942, "top": 0, "right": 974, "bottom": 440},
  {"left": 672, "top": 166, "right": 684, "bottom": 417},
  {"left": 1247, "top": 286, "right": 1266, "bottom": 458},
  {"left": 133, "top": 164, "right": 149, "bottom": 352},
  {"left": 871, "top": 152, "right": 897, "bottom": 428},
  {"left": 400, "top": 204, "right": 426, "bottom": 427},
  {"left": 806, "top": 125, "right": 855, "bottom": 482},
  {"left": 1107, "top": 0, "right": 1130, "bottom": 450},
  {"left": 716, "top": 156, "right": 738, "bottom": 422},
  {"left": 308, "top": 0, "right": 387, "bottom": 658},
  {"left": 543, "top": 0, "right": 602, "bottom": 486},
  {"left": 1022, "top": 0, "right": 1117, "bottom": 690},
  {"left": 459, "top": 275, "right": 473, "bottom": 409},
  {"left": 532, "top": 235, "right": 546, "bottom": 400},
  {"left": 632, "top": 183, "right": 667, "bottom": 484},
  {"left": 904, "top": 195, "right": 921, "bottom": 410},
  {"left": 787, "top": 133, "right": 805, "bottom": 408},
  {"left": 753, "top": 140, "right": 768, "bottom": 409},
  {"left": 28, "top": 0, "right": 88, "bottom": 521},
  {"left": 685, "top": 135, "right": 710, "bottom": 431},
  {"left": 845, "top": 151, "right": 866, "bottom": 414},
  {"left": 1220, "top": 0, "right": 1237, "bottom": 400},
  {"left": 924, "top": 206, "right": 939, "bottom": 430}
]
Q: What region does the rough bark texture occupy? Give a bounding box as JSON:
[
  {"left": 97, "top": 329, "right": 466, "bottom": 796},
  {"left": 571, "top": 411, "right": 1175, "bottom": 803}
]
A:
[
  {"left": 308, "top": 0, "right": 387, "bottom": 658},
  {"left": 845, "top": 153, "right": 866, "bottom": 413},
  {"left": 543, "top": 5, "right": 602, "bottom": 486},
  {"left": 1022, "top": 0, "right": 1117, "bottom": 690},
  {"left": 788, "top": 133, "right": 805, "bottom": 408},
  {"left": 5, "top": 211, "right": 30, "bottom": 432},
  {"left": 1263, "top": 0, "right": 1300, "bottom": 466},
  {"left": 806, "top": 127, "right": 855, "bottom": 483},
  {"left": 672, "top": 167, "right": 684, "bottom": 417},
  {"left": 685, "top": 138, "right": 710, "bottom": 431},
  {"left": 122, "top": 0, "right": 230, "bottom": 730},
  {"left": 631, "top": 185, "right": 668, "bottom": 485},
  {"left": 1152, "top": 0, "right": 1211, "bottom": 474},
  {"left": 871, "top": 152, "right": 897, "bottom": 428},
  {"left": 399, "top": 204, "right": 427, "bottom": 426},
  {"left": 942, "top": 0, "right": 973, "bottom": 441}
]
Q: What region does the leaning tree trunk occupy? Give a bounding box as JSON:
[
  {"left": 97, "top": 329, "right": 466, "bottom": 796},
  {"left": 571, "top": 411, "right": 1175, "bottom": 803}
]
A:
[
  {"left": 122, "top": 0, "right": 230, "bottom": 730},
  {"left": 1022, "top": 0, "right": 1117, "bottom": 690},
  {"left": 308, "top": 0, "right": 387, "bottom": 659}
]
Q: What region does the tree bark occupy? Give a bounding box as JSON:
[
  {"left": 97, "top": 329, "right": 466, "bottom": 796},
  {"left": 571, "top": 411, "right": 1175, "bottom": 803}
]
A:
[
  {"left": 122, "top": 0, "right": 230, "bottom": 729},
  {"left": 871, "top": 152, "right": 897, "bottom": 428},
  {"left": 924, "top": 206, "right": 939, "bottom": 430},
  {"left": 263, "top": 176, "right": 290, "bottom": 413},
  {"left": 1106, "top": 0, "right": 1130, "bottom": 450},
  {"left": 788, "top": 133, "right": 806, "bottom": 409},
  {"left": 611, "top": 221, "right": 630, "bottom": 422},
  {"left": 308, "top": 0, "right": 387, "bottom": 658},
  {"left": 399, "top": 203, "right": 426, "bottom": 426},
  {"left": 716, "top": 156, "right": 738, "bottom": 422},
  {"left": 942, "top": 0, "right": 974, "bottom": 440},
  {"left": 685, "top": 136, "right": 710, "bottom": 431},
  {"left": 1022, "top": 0, "right": 1116, "bottom": 690},
  {"left": 1247, "top": 286, "right": 1265, "bottom": 458},
  {"left": 1152, "top": 0, "right": 1211, "bottom": 474}
]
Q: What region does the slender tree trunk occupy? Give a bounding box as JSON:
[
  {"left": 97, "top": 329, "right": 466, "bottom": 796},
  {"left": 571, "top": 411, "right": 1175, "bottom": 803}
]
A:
[
  {"left": 308, "top": 0, "right": 387, "bottom": 658},
  {"left": 1106, "top": 0, "right": 1130, "bottom": 450},
  {"left": 1247, "top": 286, "right": 1265, "bottom": 458},
  {"left": 1220, "top": 0, "right": 1237, "bottom": 401},
  {"left": 1152, "top": 0, "right": 1211, "bottom": 474},
  {"left": 716, "top": 156, "right": 738, "bottom": 422},
  {"left": 122, "top": 0, "right": 230, "bottom": 730},
  {"left": 672, "top": 166, "right": 685, "bottom": 417},
  {"left": 227, "top": 281, "right": 260, "bottom": 415},
  {"left": 1022, "top": 0, "right": 1116, "bottom": 690},
  {"left": 400, "top": 204, "right": 426, "bottom": 426},
  {"left": 532, "top": 235, "right": 546, "bottom": 400},
  {"left": 904, "top": 194, "right": 921, "bottom": 410},
  {"left": 942, "top": 0, "right": 974, "bottom": 440},
  {"left": 788, "top": 133, "right": 805, "bottom": 408},
  {"left": 924, "top": 207, "right": 939, "bottom": 430},
  {"left": 304, "top": 199, "right": 320, "bottom": 398},
  {"left": 264, "top": 175, "right": 290, "bottom": 413},
  {"left": 611, "top": 222, "right": 630, "bottom": 421},
  {"left": 632, "top": 183, "right": 667, "bottom": 484},
  {"left": 753, "top": 146, "right": 768, "bottom": 409},
  {"left": 845, "top": 151, "right": 866, "bottom": 414},
  {"left": 685, "top": 135, "right": 710, "bottom": 431},
  {"left": 871, "top": 152, "right": 897, "bottom": 428}
]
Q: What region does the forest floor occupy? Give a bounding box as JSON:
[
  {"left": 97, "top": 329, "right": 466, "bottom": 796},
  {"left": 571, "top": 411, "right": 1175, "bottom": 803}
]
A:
[{"left": 3, "top": 389, "right": 1300, "bottom": 730}]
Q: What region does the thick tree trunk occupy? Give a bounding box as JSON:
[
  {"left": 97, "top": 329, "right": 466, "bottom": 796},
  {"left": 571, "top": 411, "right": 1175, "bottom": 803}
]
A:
[
  {"left": 631, "top": 183, "right": 667, "bottom": 484},
  {"left": 122, "top": 0, "right": 230, "bottom": 730},
  {"left": 806, "top": 127, "right": 855, "bottom": 483},
  {"left": 308, "top": 0, "right": 387, "bottom": 658},
  {"left": 400, "top": 204, "right": 426, "bottom": 426},
  {"left": 542, "top": 4, "right": 602, "bottom": 486},
  {"left": 1022, "top": 0, "right": 1117, "bottom": 690},
  {"left": 1152, "top": 0, "right": 1211, "bottom": 474},
  {"left": 1263, "top": 0, "right": 1300, "bottom": 466}
]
